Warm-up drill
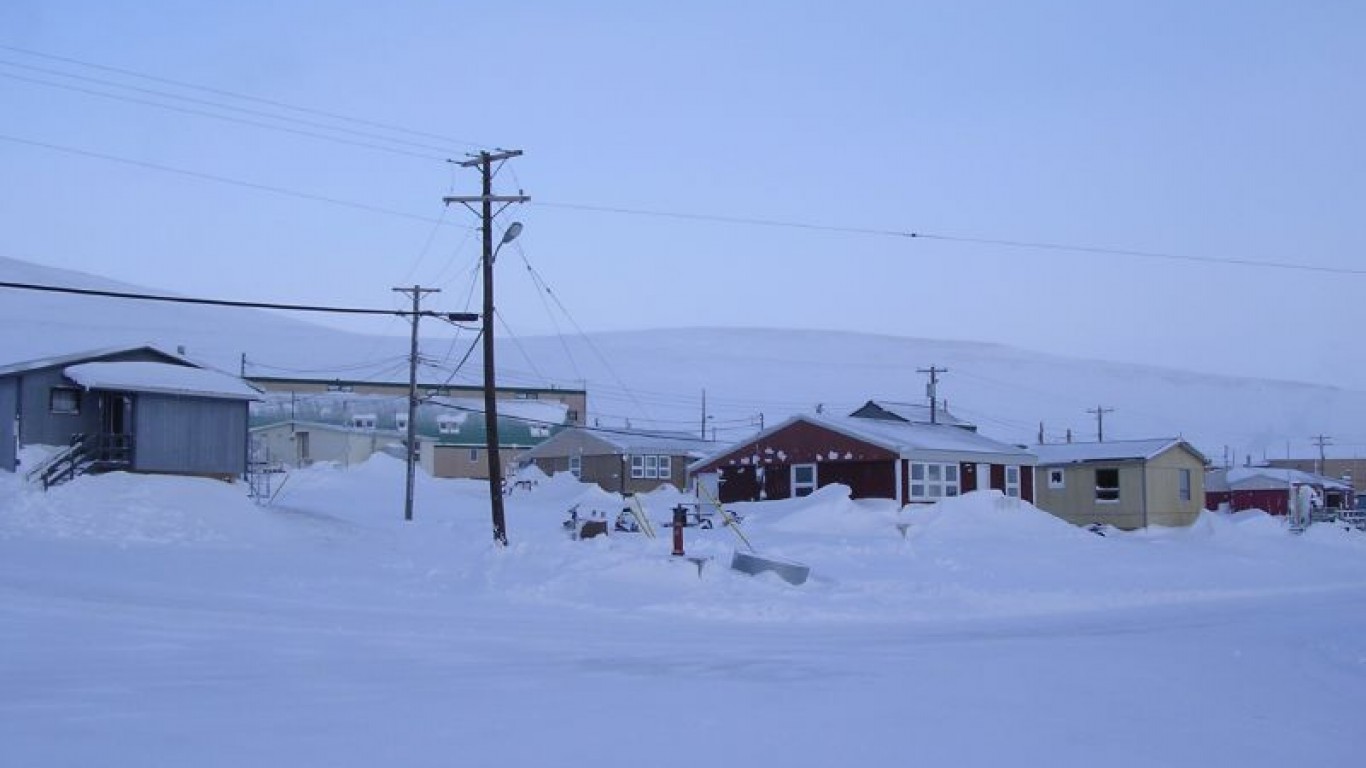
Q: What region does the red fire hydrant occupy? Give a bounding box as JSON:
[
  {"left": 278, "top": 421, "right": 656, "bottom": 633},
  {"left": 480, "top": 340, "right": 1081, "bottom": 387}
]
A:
[{"left": 671, "top": 505, "right": 687, "bottom": 556}]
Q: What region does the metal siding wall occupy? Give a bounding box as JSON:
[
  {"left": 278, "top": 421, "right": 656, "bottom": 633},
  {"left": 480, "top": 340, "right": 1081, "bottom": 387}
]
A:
[
  {"left": 0, "top": 378, "right": 17, "bottom": 471},
  {"left": 134, "top": 395, "right": 247, "bottom": 475},
  {"left": 16, "top": 369, "right": 101, "bottom": 446}
]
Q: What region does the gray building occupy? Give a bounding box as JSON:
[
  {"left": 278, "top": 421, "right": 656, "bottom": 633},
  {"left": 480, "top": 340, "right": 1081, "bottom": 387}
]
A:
[
  {"left": 1, "top": 345, "right": 259, "bottom": 481},
  {"left": 522, "top": 427, "right": 716, "bottom": 493}
]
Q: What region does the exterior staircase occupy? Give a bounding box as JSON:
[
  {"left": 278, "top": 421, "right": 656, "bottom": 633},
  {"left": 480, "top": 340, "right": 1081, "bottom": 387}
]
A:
[{"left": 26, "top": 433, "right": 133, "bottom": 490}]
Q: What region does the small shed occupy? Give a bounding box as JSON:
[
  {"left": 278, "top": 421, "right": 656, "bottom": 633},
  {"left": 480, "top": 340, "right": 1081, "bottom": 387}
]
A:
[
  {"left": 521, "top": 427, "right": 716, "bottom": 493},
  {"left": 689, "top": 414, "right": 1036, "bottom": 505},
  {"left": 1032, "top": 439, "right": 1207, "bottom": 529},
  {"left": 1205, "top": 467, "right": 1352, "bottom": 516},
  {"left": 0, "top": 345, "right": 259, "bottom": 480}
]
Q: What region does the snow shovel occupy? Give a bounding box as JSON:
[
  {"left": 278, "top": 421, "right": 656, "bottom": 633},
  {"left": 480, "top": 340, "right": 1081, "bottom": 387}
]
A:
[{"left": 696, "top": 482, "right": 810, "bottom": 586}]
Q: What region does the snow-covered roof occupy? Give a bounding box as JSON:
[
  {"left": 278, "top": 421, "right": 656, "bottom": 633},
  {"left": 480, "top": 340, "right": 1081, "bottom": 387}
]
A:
[
  {"left": 429, "top": 396, "right": 569, "bottom": 426},
  {"left": 591, "top": 429, "right": 716, "bottom": 456},
  {"left": 0, "top": 343, "right": 189, "bottom": 377},
  {"left": 1207, "top": 466, "right": 1352, "bottom": 492},
  {"left": 64, "top": 362, "right": 261, "bottom": 400},
  {"left": 851, "top": 400, "right": 976, "bottom": 429},
  {"left": 693, "top": 414, "right": 1033, "bottom": 471},
  {"left": 1032, "top": 438, "right": 1200, "bottom": 466},
  {"left": 814, "top": 415, "right": 1034, "bottom": 460}
]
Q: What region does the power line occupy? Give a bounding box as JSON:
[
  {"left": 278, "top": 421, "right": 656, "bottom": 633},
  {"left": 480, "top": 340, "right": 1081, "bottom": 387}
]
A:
[
  {"left": 7, "top": 129, "right": 1359, "bottom": 281},
  {"left": 537, "top": 200, "right": 1366, "bottom": 277},
  {"left": 0, "top": 132, "right": 467, "bottom": 227},
  {"left": 0, "top": 65, "right": 447, "bottom": 161},
  {"left": 0, "top": 44, "right": 488, "bottom": 150},
  {"left": 0, "top": 278, "right": 478, "bottom": 320}
]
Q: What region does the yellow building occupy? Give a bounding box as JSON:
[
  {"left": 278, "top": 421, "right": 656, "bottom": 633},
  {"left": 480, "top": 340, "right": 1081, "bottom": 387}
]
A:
[{"left": 1032, "top": 439, "right": 1208, "bottom": 529}]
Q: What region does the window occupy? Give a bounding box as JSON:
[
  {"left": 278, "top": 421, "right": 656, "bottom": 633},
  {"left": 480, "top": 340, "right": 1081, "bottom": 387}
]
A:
[
  {"left": 326, "top": 383, "right": 354, "bottom": 393},
  {"left": 468, "top": 448, "right": 479, "bottom": 462},
  {"left": 569, "top": 454, "right": 581, "bottom": 479},
  {"left": 1095, "top": 468, "right": 1120, "bottom": 502},
  {"left": 1005, "top": 465, "right": 1021, "bottom": 498},
  {"left": 566, "top": 409, "right": 580, "bottom": 423},
  {"left": 50, "top": 387, "right": 81, "bottom": 414},
  {"left": 1048, "top": 468, "right": 1066, "bottom": 489},
  {"left": 630, "top": 454, "right": 672, "bottom": 480},
  {"left": 351, "top": 414, "right": 376, "bottom": 430},
  {"left": 438, "top": 417, "right": 461, "bottom": 435},
  {"left": 394, "top": 414, "right": 408, "bottom": 431},
  {"left": 515, "top": 392, "right": 539, "bottom": 400},
  {"left": 1179, "top": 468, "right": 1192, "bottom": 502},
  {"left": 909, "top": 462, "right": 960, "bottom": 500},
  {"left": 792, "top": 464, "right": 817, "bottom": 497},
  {"left": 529, "top": 425, "right": 551, "bottom": 438}
]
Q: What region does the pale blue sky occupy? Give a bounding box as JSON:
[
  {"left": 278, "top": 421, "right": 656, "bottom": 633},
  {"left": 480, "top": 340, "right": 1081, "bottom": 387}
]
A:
[{"left": 2, "top": 1, "right": 1363, "bottom": 386}]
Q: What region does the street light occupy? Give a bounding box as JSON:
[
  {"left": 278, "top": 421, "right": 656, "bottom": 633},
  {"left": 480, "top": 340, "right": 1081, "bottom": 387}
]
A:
[{"left": 499, "top": 221, "right": 524, "bottom": 250}]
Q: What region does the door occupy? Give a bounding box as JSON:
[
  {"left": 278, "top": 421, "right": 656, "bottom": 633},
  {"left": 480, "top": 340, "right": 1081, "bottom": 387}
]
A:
[
  {"left": 791, "top": 464, "right": 817, "bottom": 497},
  {"left": 976, "top": 463, "right": 991, "bottom": 492},
  {"left": 98, "top": 393, "right": 134, "bottom": 464},
  {"left": 296, "top": 431, "right": 311, "bottom": 466}
]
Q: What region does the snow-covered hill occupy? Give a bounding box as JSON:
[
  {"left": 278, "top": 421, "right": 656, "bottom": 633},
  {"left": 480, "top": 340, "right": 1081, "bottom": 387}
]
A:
[{"left": 3, "top": 255, "right": 1363, "bottom": 460}]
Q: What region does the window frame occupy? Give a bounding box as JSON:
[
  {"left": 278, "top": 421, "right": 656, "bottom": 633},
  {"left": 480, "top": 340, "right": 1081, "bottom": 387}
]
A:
[
  {"left": 1047, "top": 468, "right": 1066, "bottom": 489},
  {"left": 568, "top": 454, "right": 581, "bottom": 478},
  {"left": 49, "top": 387, "right": 81, "bottom": 415},
  {"left": 1179, "top": 468, "right": 1192, "bottom": 502},
  {"left": 1095, "top": 468, "right": 1121, "bottom": 502},
  {"left": 791, "top": 463, "right": 817, "bottom": 497},
  {"left": 1005, "top": 465, "right": 1021, "bottom": 498},
  {"left": 909, "top": 462, "right": 961, "bottom": 501}
]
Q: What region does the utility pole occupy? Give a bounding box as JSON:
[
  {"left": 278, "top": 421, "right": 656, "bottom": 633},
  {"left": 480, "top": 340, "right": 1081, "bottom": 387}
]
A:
[
  {"left": 444, "top": 149, "right": 529, "bottom": 547},
  {"left": 394, "top": 285, "right": 441, "bottom": 522},
  {"left": 1087, "top": 405, "right": 1114, "bottom": 442},
  {"left": 700, "top": 389, "right": 707, "bottom": 439},
  {"left": 1312, "top": 434, "right": 1332, "bottom": 475},
  {"left": 1038, "top": 421, "right": 1045, "bottom": 445},
  {"left": 917, "top": 366, "right": 947, "bottom": 425},
  {"left": 239, "top": 352, "right": 247, "bottom": 377}
]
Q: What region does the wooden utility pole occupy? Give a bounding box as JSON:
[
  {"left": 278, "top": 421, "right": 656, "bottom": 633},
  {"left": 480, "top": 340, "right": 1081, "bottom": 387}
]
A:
[
  {"left": 1087, "top": 405, "right": 1114, "bottom": 442},
  {"left": 1312, "top": 434, "right": 1332, "bottom": 475},
  {"left": 918, "top": 366, "right": 947, "bottom": 424},
  {"left": 394, "top": 285, "right": 440, "bottom": 522},
  {"left": 444, "top": 150, "right": 529, "bottom": 546}
]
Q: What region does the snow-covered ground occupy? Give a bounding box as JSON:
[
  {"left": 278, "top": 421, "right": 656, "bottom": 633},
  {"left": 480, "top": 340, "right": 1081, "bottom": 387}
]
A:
[{"left": 3, "top": 457, "right": 1365, "bottom": 766}]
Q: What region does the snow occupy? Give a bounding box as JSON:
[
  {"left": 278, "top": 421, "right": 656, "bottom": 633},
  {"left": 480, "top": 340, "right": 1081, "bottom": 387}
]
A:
[
  {"left": 1216, "top": 466, "right": 1354, "bottom": 491},
  {"left": 3, "top": 458, "right": 1365, "bottom": 766},
  {"left": 1032, "top": 437, "right": 1187, "bottom": 465},
  {"left": 64, "top": 361, "right": 260, "bottom": 400}
]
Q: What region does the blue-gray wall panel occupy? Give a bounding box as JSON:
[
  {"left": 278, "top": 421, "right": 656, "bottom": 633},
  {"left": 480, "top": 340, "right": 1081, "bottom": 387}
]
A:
[
  {"left": 11, "top": 368, "right": 101, "bottom": 447},
  {"left": 133, "top": 395, "right": 247, "bottom": 476},
  {"left": 0, "top": 378, "right": 17, "bottom": 471}
]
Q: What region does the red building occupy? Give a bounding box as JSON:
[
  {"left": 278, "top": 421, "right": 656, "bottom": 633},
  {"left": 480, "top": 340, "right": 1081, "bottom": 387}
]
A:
[
  {"left": 690, "top": 412, "right": 1035, "bottom": 505},
  {"left": 1205, "top": 467, "right": 1353, "bottom": 515}
]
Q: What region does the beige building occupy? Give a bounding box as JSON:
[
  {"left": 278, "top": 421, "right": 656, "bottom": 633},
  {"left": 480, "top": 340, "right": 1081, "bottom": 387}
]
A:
[
  {"left": 251, "top": 421, "right": 401, "bottom": 468},
  {"left": 1032, "top": 438, "right": 1207, "bottom": 529},
  {"left": 248, "top": 376, "right": 587, "bottom": 427}
]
